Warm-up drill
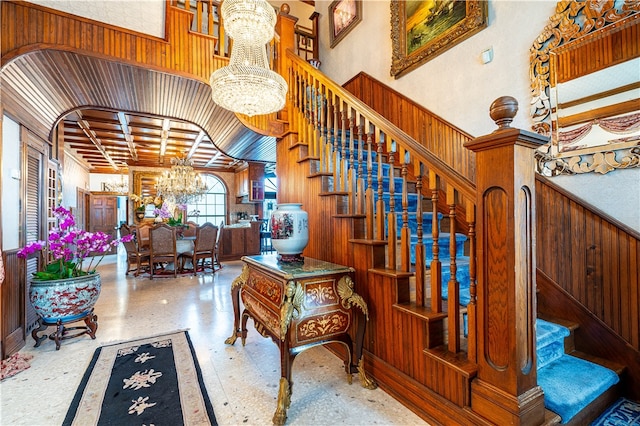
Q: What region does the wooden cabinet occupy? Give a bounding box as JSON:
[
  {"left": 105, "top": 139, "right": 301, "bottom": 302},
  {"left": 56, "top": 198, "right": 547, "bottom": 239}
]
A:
[
  {"left": 235, "top": 168, "right": 249, "bottom": 197},
  {"left": 218, "top": 222, "right": 261, "bottom": 261},
  {"left": 235, "top": 162, "right": 265, "bottom": 202},
  {"left": 225, "top": 255, "right": 376, "bottom": 424}
]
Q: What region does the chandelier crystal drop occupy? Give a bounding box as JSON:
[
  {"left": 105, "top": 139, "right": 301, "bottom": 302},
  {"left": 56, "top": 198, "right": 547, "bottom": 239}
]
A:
[
  {"left": 221, "top": 0, "right": 276, "bottom": 44},
  {"left": 155, "top": 156, "right": 208, "bottom": 205},
  {"left": 210, "top": 41, "right": 287, "bottom": 117}
]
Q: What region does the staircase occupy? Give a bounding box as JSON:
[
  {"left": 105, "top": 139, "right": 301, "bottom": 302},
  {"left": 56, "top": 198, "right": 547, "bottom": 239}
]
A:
[
  {"left": 330, "top": 125, "right": 622, "bottom": 424},
  {"left": 271, "top": 49, "right": 636, "bottom": 424}
]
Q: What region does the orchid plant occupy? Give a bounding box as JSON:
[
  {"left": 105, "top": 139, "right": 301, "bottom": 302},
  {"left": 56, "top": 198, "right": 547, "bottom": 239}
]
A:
[{"left": 17, "top": 206, "right": 133, "bottom": 280}]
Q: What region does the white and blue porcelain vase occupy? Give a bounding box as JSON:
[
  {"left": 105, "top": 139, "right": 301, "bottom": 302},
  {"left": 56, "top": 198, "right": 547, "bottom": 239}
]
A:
[{"left": 270, "top": 203, "right": 309, "bottom": 262}]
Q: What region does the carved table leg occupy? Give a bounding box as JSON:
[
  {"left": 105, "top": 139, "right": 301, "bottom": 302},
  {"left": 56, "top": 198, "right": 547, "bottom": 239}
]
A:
[
  {"left": 225, "top": 265, "right": 248, "bottom": 345},
  {"left": 31, "top": 318, "right": 49, "bottom": 348},
  {"left": 272, "top": 377, "right": 292, "bottom": 425}
]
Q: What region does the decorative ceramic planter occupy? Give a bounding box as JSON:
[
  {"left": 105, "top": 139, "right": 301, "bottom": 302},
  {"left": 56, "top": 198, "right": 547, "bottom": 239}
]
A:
[
  {"left": 270, "top": 203, "right": 309, "bottom": 262},
  {"left": 29, "top": 273, "right": 101, "bottom": 323}
]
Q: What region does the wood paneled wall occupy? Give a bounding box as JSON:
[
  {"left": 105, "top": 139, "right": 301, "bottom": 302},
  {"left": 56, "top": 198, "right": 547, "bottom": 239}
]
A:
[
  {"left": 536, "top": 175, "right": 640, "bottom": 350},
  {"left": 342, "top": 72, "right": 476, "bottom": 183},
  {"left": 1, "top": 1, "right": 223, "bottom": 82}
]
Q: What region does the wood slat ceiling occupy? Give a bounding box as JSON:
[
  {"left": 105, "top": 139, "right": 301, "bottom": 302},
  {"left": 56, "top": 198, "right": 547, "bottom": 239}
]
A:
[{"left": 1, "top": 49, "right": 277, "bottom": 174}]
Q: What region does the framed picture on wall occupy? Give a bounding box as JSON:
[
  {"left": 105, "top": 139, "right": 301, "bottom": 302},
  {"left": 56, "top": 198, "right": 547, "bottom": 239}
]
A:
[
  {"left": 329, "top": 0, "right": 362, "bottom": 48},
  {"left": 390, "top": 0, "right": 488, "bottom": 79}
]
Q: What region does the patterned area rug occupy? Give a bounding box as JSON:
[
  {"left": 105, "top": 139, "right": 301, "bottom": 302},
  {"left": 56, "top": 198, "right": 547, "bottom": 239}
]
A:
[
  {"left": 63, "top": 331, "right": 217, "bottom": 425},
  {"left": 0, "top": 353, "right": 34, "bottom": 381},
  {"left": 592, "top": 398, "right": 640, "bottom": 425}
]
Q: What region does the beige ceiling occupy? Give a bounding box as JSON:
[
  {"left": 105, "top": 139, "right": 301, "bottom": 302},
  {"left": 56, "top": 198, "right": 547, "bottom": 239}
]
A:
[{"left": 1, "top": 49, "right": 277, "bottom": 174}]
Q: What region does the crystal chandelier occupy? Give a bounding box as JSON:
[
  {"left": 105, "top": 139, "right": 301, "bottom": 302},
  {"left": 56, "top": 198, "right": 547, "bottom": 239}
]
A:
[
  {"left": 104, "top": 173, "right": 129, "bottom": 194},
  {"left": 156, "top": 156, "right": 208, "bottom": 205},
  {"left": 209, "top": 0, "right": 288, "bottom": 117}
]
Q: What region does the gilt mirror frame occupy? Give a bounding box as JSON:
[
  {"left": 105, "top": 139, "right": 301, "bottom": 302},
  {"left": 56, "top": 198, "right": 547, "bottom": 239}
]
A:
[
  {"left": 390, "top": 0, "right": 488, "bottom": 79},
  {"left": 530, "top": 0, "right": 640, "bottom": 175}
]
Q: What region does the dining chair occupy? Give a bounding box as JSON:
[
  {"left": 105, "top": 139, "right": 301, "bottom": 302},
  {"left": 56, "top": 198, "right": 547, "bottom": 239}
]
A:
[
  {"left": 182, "top": 221, "right": 199, "bottom": 238},
  {"left": 179, "top": 223, "right": 218, "bottom": 275},
  {"left": 149, "top": 223, "right": 178, "bottom": 279},
  {"left": 120, "top": 224, "right": 150, "bottom": 276},
  {"left": 137, "top": 223, "right": 152, "bottom": 250},
  {"left": 214, "top": 222, "right": 223, "bottom": 271}
]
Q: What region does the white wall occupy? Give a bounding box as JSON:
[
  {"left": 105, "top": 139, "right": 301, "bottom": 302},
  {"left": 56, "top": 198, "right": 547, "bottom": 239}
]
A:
[
  {"left": 26, "top": 0, "right": 165, "bottom": 38},
  {"left": 2, "top": 116, "right": 22, "bottom": 250},
  {"left": 62, "top": 152, "right": 91, "bottom": 209}
]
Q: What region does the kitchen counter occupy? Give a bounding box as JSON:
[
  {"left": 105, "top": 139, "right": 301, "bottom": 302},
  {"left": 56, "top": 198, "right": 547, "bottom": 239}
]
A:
[{"left": 219, "top": 221, "right": 261, "bottom": 261}]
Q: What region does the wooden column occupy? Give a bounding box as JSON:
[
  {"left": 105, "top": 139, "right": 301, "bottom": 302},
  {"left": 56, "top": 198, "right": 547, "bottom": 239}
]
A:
[{"left": 465, "top": 97, "right": 548, "bottom": 426}]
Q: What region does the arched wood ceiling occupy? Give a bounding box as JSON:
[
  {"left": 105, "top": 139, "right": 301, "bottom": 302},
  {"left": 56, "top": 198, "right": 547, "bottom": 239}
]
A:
[{"left": 1, "top": 49, "right": 276, "bottom": 173}]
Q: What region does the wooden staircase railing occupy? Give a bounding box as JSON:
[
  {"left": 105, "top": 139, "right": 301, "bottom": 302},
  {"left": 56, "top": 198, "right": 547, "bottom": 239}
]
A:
[{"left": 285, "top": 50, "right": 476, "bottom": 353}]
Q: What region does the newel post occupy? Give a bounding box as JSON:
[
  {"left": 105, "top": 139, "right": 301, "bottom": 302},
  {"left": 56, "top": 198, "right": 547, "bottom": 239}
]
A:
[
  {"left": 464, "top": 97, "right": 548, "bottom": 425},
  {"left": 275, "top": 4, "right": 298, "bottom": 124}
]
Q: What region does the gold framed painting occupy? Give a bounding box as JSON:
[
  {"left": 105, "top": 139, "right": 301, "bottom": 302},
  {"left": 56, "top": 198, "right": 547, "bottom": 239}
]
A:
[
  {"left": 329, "top": 0, "right": 362, "bottom": 48},
  {"left": 390, "top": 0, "right": 488, "bottom": 79}
]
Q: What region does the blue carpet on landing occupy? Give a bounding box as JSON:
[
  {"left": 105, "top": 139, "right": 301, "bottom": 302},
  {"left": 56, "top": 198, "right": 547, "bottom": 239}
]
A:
[
  {"left": 591, "top": 398, "right": 640, "bottom": 425},
  {"left": 538, "top": 354, "right": 619, "bottom": 423}
]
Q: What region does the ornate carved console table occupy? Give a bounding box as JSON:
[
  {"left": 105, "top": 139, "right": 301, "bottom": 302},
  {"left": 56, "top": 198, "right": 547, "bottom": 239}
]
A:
[{"left": 225, "top": 255, "right": 377, "bottom": 425}]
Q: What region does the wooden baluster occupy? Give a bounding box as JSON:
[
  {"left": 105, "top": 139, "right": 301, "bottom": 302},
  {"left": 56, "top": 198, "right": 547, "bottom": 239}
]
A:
[
  {"left": 430, "top": 170, "right": 442, "bottom": 313},
  {"left": 207, "top": 0, "right": 214, "bottom": 36},
  {"left": 196, "top": 1, "right": 203, "bottom": 33},
  {"left": 310, "top": 78, "right": 319, "bottom": 158},
  {"left": 347, "top": 113, "right": 356, "bottom": 213},
  {"left": 447, "top": 184, "right": 460, "bottom": 353},
  {"left": 320, "top": 85, "right": 331, "bottom": 174},
  {"left": 339, "top": 108, "right": 348, "bottom": 192},
  {"left": 332, "top": 95, "right": 341, "bottom": 192},
  {"left": 356, "top": 119, "right": 365, "bottom": 215},
  {"left": 400, "top": 150, "right": 410, "bottom": 272},
  {"left": 466, "top": 199, "right": 477, "bottom": 363},
  {"left": 365, "top": 129, "right": 375, "bottom": 239},
  {"left": 375, "top": 132, "right": 385, "bottom": 241},
  {"left": 387, "top": 142, "right": 397, "bottom": 270},
  {"left": 414, "top": 164, "right": 425, "bottom": 307},
  {"left": 218, "top": 4, "right": 226, "bottom": 57}
]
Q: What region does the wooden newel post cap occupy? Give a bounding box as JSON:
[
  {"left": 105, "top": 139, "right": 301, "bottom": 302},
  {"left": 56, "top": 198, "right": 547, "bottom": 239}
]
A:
[
  {"left": 489, "top": 96, "right": 518, "bottom": 129},
  {"left": 280, "top": 3, "right": 290, "bottom": 14}
]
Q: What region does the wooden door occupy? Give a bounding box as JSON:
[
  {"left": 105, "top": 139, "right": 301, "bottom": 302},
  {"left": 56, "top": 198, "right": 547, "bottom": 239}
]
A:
[{"left": 90, "top": 195, "right": 118, "bottom": 242}]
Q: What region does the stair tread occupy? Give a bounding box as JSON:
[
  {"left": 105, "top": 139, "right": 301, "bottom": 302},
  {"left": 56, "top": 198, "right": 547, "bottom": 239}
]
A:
[
  {"left": 537, "top": 314, "right": 580, "bottom": 334},
  {"left": 424, "top": 345, "right": 477, "bottom": 377},
  {"left": 393, "top": 301, "right": 448, "bottom": 322},
  {"left": 569, "top": 350, "right": 626, "bottom": 376},
  {"left": 538, "top": 354, "right": 620, "bottom": 424}
]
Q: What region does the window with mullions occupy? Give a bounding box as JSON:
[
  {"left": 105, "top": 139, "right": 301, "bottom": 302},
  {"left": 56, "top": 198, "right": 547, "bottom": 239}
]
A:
[{"left": 186, "top": 174, "right": 226, "bottom": 226}]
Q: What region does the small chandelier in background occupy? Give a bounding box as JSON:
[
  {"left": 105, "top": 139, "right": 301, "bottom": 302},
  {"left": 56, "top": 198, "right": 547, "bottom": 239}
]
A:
[
  {"left": 156, "top": 156, "right": 208, "bottom": 205},
  {"left": 104, "top": 173, "right": 129, "bottom": 194},
  {"left": 209, "top": 0, "right": 288, "bottom": 117}
]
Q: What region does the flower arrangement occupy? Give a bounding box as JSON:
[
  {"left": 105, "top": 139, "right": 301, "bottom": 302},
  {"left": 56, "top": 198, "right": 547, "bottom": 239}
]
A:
[
  {"left": 17, "top": 206, "right": 133, "bottom": 280},
  {"left": 154, "top": 202, "right": 173, "bottom": 221}
]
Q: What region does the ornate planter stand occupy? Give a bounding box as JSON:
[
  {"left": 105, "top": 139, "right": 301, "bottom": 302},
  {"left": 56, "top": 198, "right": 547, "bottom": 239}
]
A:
[
  {"left": 29, "top": 273, "right": 101, "bottom": 350},
  {"left": 32, "top": 309, "right": 98, "bottom": 350}
]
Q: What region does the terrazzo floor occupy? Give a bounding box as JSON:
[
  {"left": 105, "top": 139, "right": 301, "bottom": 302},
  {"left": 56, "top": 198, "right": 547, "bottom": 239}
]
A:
[{"left": 0, "top": 251, "right": 429, "bottom": 425}]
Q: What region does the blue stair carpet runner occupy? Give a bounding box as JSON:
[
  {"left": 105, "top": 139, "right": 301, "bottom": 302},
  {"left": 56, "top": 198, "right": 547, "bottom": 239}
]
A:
[
  {"left": 591, "top": 398, "right": 640, "bottom": 425},
  {"left": 536, "top": 319, "right": 620, "bottom": 424}
]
